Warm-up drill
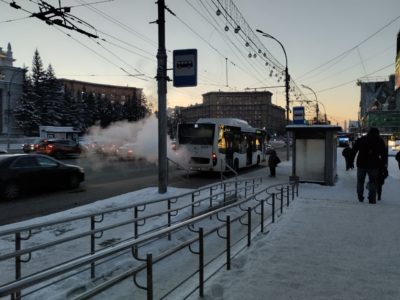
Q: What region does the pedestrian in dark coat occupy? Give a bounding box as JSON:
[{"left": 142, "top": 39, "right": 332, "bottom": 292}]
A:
[
  {"left": 350, "top": 127, "right": 387, "bottom": 204},
  {"left": 396, "top": 151, "right": 400, "bottom": 170},
  {"left": 342, "top": 145, "right": 353, "bottom": 171},
  {"left": 268, "top": 149, "right": 280, "bottom": 177},
  {"left": 376, "top": 159, "right": 388, "bottom": 201}
]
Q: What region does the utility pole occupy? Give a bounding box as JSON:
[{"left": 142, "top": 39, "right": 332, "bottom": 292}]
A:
[{"left": 157, "top": 0, "right": 168, "bottom": 193}]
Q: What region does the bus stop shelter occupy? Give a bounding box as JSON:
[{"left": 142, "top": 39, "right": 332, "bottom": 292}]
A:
[{"left": 286, "top": 125, "right": 341, "bottom": 186}]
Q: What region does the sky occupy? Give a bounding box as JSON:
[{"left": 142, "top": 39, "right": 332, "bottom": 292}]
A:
[
  {"left": 1, "top": 148, "right": 399, "bottom": 299},
  {"left": 1, "top": 0, "right": 399, "bottom": 128}
]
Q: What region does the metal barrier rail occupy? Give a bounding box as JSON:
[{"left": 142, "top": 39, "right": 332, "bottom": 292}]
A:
[
  {"left": 0, "top": 177, "right": 263, "bottom": 297},
  {"left": 0, "top": 181, "right": 298, "bottom": 299}
]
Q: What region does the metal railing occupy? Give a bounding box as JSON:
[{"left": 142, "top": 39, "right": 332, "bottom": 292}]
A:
[
  {"left": 0, "top": 180, "right": 298, "bottom": 299},
  {"left": 0, "top": 176, "right": 264, "bottom": 299}
]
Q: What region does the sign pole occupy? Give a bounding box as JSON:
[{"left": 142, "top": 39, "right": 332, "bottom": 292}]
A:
[{"left": 157, "top": 0, "right": 167, "bottom": 193}]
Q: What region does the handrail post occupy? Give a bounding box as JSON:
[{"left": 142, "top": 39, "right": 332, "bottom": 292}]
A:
[
  {"left": 134, "top": 206, "right": 139, "bottom": 239},
  {"left": 13, "top": 232, "right": 21, "bottom": 300},
  {"left": 199, "top": 227, "right": 204, "bottom": 297},
  {"left": 244, "top": 181, "right": 248, "bottom": 198},
  {"left": 287, "top": 186, "right": 290, "bottom": 207},
  {"left": 167, "top": 199, "right": 172, "bottom": 240},
  {"left": 247, "top": 208, "right": 251, "bottom": 247},
  {"left": 191, "top": 193, "right": 195, "bottom": 218},
  {"left": 90, "top": 216, "right": 96, "bottom": 279},
  {"left": 133, "top": 206, "right": 139, "bottom": 258},
  {"left": 209, "top": 187, "right": 213, "bottom": 220},
  {"left": 235, "top": 177, "right": 238, "bottom": 199},
  {"left": 261, "top": 200, "right": 265, "bottom": 233},
  {"left": 280, "top": 187, "right": 283, "bottom": 214},
  {"left": 146, "top": 253, "right": 153, "bottom": 300},
  {"left": 226, "top": 216, "right": 231, "bottom": 270},
  {"left": 292, "top": 184, "right": 295, "bottom": 200},
  {"left": 223, "top": 183, "right": 226, "bottom": 203},
  {"left": 272, "top": 193, "right": 275, "bottom": 223}
]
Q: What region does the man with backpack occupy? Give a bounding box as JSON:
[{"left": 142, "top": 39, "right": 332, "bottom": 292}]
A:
[{"left": 350, "top": 128, "right": 387, "bottom": 204}]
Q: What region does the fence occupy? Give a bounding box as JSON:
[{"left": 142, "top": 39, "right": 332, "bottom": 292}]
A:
[{"left": 0, "top": 176, "right": 275, "bottom": 299}]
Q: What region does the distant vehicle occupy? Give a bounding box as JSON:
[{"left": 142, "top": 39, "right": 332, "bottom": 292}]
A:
[
  {"left": 337, "top": 132, "right": 354, "bottom": 147},
  {"left": 115, "top": 143, "right": 136, "bottom": 160},
  {"left": 100, "top": 143, "right": 120, "bottom": 156},
  {"left": 0, "top": 154, "right": 85, "bottom": 200},
  {"left": 176, "top": 118, "right": 266, "bottom": 172},
  {"left": 22, "top": 139, "right": 43, "bottom": 153},
  {"left": 36, "top": 139, "right": 82, "bottom": 159}
]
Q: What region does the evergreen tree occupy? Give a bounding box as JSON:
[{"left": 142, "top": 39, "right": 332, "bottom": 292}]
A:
[
  {"left": 42, "top": 64, "right": 64, "bottom": 125},
  {"left": 14, "top": 72, "right": 41, "bottom": 136},
  {"left": 31, "top": 49, "right": 46, "bottom": 123}
]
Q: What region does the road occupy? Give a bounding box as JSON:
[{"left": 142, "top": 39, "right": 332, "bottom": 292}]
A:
[{"left": 0, "top": 148, "right": 288, "bottom": 226}]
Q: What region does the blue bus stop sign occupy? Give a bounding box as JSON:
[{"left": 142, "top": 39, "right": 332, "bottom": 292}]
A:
[
  {"left": 173, "top": 49, "right": 197, "bottom": 87},
  {"left": 293, "top": 106, "right": 305, "bottom": 125}
]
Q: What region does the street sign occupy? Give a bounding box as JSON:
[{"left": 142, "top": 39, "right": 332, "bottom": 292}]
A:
[
  {"left": 293, "top": 106, "right": 305, "bottom": 125},
  {"left": 173, "top": 49, "right": 197, "bottom": 87}
]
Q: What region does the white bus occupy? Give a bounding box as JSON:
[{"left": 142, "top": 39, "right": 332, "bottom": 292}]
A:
[{"left": 176, "top": 118, "right": 266, "bottom": 172}]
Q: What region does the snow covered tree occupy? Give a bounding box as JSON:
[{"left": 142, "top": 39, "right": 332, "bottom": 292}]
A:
[
  {"left": 41, "top": 64, "right": 64, "bottom": 125},
  {"left": 14, "top": 72, "right": 41, "bottom": 136}
]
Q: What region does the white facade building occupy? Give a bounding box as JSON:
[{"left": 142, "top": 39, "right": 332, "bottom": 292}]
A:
[{"left": 0, "top": 43, "right": 25, "bottom": 136}]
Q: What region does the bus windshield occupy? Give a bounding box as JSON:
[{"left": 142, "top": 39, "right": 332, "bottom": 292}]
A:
[{"left": 178, "top": 123, "right": 215, "bottom": 145}]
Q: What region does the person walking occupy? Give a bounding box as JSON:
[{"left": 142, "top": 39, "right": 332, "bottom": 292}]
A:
[
  {"left": 342, "top": 144, "right": 353, "bottom": 171},
  {"left": 376, "top": 160, "right": 389, "bottom": 201},
  {"left": 396, "top": 150, "right": 400, "bottom": 170},
  {"left": 268, "top": 149, "right": 280, "bottom": 177},
  {"left": 350, "top": 127, "right": 387, "bottom": 204}
]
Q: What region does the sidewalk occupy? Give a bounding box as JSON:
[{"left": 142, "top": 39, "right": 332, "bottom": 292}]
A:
[{"left": 197, "top": 153, "right": 400, "bottom": 300}]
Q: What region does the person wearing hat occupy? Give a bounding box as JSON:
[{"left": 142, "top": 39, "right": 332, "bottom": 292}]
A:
[{"left": 350, "top": 127, "right": 387, "bottom": 204}]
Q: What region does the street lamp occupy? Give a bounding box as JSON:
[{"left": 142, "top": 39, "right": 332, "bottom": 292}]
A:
[
  {"left": 256, "top": 29, "right": 290, "bottom": 161},
  {"left": 301, "top": 84, "right": 327, "bottom": 124}
]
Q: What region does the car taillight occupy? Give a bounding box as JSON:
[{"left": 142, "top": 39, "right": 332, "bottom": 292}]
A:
[
  {"left": 128, "top": 150, "right": 133, "bottom": 153},
  {"left": 212, "top": 152, "right": 217, "bottom": 166},
  {"left": 47, "top": 144, "right": 54, "bottom": 149}
]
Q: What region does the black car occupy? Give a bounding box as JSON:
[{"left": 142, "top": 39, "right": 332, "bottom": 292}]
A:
[{"left": 0, "top": 154, "right": 85, "bottom": 200}]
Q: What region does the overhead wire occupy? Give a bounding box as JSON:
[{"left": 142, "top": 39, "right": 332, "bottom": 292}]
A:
[
  {"left": 307, "top": 44, "right": 395, "bottom": 86},
  {"left": 194, "top": 0, "right": 267, "bottom": 85},
  {"left": 0, "top": 15, "right": 32, "bottom": 24},
  {"left": 53, "top": 26, "right": 150, "bottom": 81},
  {"left": 298, "top": 14, "right": 400, "bottom": 80},
  {"left": 75, "top": 0, "right": 158, "bottom": 49},
  {"left": 316, "top": 62, "right": 394, "bottom": 94},
  {"left": 1, "top": 0, "right": 156, "bottom": 82}
]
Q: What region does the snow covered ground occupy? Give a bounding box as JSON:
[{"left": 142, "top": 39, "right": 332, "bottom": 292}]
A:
[
  {"left": 1, "top": 148, "right": 400, "bottom": 299},
  {"left": 194, "top": 153, "right": 400, "bottom": 300}
]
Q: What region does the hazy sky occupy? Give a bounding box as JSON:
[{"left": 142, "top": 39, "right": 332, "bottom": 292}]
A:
[{"left": 1, "top": 0, "right": 399, "bottom": 127}]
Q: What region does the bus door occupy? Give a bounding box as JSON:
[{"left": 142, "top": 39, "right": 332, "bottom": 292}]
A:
[
  {"left": 218, "top": 125, "right": 238, "bottom": 169},
  {"left": 246, "top": 134, "right": 253, "bottom": 165}
]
